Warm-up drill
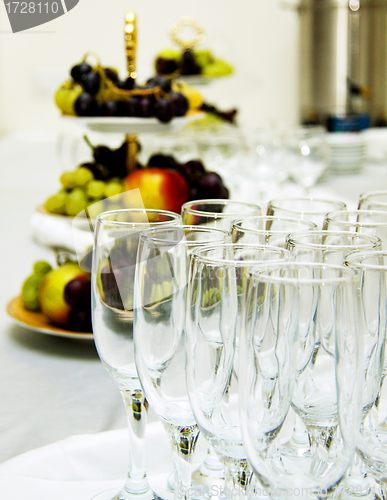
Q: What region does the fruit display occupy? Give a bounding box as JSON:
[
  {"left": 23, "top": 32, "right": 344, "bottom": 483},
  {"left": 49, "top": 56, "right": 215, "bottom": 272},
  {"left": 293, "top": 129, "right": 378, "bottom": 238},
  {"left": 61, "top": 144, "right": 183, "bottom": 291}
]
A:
[
  {"left": 54, "top": 55, "right": 202, "bottom": 124},
  {"left": 155, "top": 18, "right": 233, "bottom": 79},
  {"left": 156, "top": 47, "right": 233, "bottom": 79},
  {"left": 21, "top": 260, "right": 92, "bottom": 332},
  {"left": 43, "top": 136, "right": 229, "bottom": 217}
]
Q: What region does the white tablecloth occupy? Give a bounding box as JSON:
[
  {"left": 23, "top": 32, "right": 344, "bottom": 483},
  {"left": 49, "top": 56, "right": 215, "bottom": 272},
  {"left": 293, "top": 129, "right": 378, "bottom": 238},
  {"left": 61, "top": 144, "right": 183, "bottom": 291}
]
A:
[
  {"left": 0, "top": 421, "right": 207, "bottom": 500},
  {"left": 2, "top": 129, "right": 387, "bottom": 473}
]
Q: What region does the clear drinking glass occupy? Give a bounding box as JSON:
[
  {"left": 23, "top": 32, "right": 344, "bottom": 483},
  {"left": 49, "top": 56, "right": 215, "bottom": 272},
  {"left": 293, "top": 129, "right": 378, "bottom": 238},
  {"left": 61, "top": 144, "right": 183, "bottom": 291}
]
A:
[
  {"left": 231, "top": 215, "right": 317, "bottom": 247},
  {"left": 267, "top": 197, "right": 346, "bottom": 229},
  {"left": 358, "top": 190, "right": 387, "bottom": 212},
  {"left": 181, "top": 200, "right": 262, "bottom": 230},
  {"left": 285, "top": 231, "right": 381, "bottom": 468},
  {"left": 282, "top": 126, "right": 330, "bottom": 194},
  {"left": 186, "top": 243, "right": 292, "bottom": 499},
  {"left": 183, "top": 199, "right": 261, "bottom": 483},
  {"left": 283, "top": 231, "right": 381, "bottom": 464},
  {"left": 286, "top": 230, "right": 382, "bottom": 264},
  {"left": 323, "top": 210, "right": 387, "bottom": 247},
  {"left": 344, "top": 251, "right": 387, "bottom": 496},
  {"left": 133, "top": 226, "right": 230, "bottom": 500},
  {"left": 239, "top": 262, "right": 363, "bottom": 499},
  {"left": 247, "top": 127, "right": 288, "bottom": 186},
  {"left": 195, "top": 129, "right": 246, "bottom": 176},
  {"left": 91, "top": 209, "right": 181, "bottom": 500}
]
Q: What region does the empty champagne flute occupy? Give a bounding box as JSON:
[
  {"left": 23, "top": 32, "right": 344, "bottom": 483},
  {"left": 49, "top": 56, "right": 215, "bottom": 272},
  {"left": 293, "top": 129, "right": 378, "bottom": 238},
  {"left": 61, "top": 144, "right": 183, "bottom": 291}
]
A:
[
  {"left": 133, "top": 226, "right": 230, "bottom": 500},
  {"left": 239, "top": 262, "right": 363, "bottom": 499},
  {"left": 91, "top": 209, "right": 181, "bottom": 500},
  {"left": 181, "top": 199, "right": 262, "bottom": 482},
  {"left": 323, "top": 210, "right": 387, "bottom": 249},
  {"left": 283, "top": 231, "right": 381, "bottom": 464},
  {"left": 282, "top": 126, "right": 330, "bottom": 194},
  {"left": 182, "top": 200, "right": 262, "bottom": 230},
  {"left": 186, "top": 243, "right": 292, "bottom": 499},
  {"left": 267, "top": 197, "right": 346, "bottom": 229},
  {"left": 286, "top": 230, "right": 382, "bottom": 265},
  {"left": 344, "top": 251, "right": 387, "bottom": 497},
  {"left": 358, "top": 190, "right": 387, "bottom": 212},
  {"left": 231, "top": 215, "right": 317, "bottom": 247}
]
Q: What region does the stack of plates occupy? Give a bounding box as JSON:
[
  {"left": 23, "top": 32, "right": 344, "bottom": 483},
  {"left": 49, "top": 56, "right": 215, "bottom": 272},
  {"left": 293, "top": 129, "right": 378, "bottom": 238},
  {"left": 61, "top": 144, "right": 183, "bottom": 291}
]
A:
[{"left": 326, "top": 133, "right": 366, "bottom": 174}]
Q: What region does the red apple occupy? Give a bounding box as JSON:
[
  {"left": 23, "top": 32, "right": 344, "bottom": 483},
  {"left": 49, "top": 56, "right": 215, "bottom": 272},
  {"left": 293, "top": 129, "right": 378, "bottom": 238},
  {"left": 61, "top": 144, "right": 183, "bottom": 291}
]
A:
[
  {"left": 39, "top": 263, "right": 89, "bottom": 327},
  {"left": 124, "top": 167, "right": 189, "bottom": 214}
]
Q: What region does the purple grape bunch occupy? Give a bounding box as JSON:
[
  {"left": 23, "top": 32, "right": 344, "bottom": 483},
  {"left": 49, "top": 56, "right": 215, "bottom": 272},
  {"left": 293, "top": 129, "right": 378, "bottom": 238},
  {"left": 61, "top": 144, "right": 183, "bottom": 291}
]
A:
[{"left": 70, "top": 60, "right": 189, "bottom": 123}]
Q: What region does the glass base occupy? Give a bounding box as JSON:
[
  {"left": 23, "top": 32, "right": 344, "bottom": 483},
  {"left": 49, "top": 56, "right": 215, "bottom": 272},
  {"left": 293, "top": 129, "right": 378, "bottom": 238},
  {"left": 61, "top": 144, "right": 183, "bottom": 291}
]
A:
[
  {"left": 167, "top": 469, "right": 224, "bottom": 496},
  {"left": 91, "top": 487, "right": 174, "bottom": 500},
  {"left": 280, "top": 420, "right": 311, "bottom": 459}
]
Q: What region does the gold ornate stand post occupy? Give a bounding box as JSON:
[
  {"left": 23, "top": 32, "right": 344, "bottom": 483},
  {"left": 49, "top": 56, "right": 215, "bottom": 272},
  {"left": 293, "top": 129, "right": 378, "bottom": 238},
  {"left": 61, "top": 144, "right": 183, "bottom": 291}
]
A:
[{"left": 125, "top": 12, "right": 139, "bottom": 173}]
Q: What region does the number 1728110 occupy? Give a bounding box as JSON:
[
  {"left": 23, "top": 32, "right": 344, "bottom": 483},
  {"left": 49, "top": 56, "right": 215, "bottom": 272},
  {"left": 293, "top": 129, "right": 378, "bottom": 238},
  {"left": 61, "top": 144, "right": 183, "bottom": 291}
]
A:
[{"left": 5, "top": 2, "right": 60, "bottom": 14}]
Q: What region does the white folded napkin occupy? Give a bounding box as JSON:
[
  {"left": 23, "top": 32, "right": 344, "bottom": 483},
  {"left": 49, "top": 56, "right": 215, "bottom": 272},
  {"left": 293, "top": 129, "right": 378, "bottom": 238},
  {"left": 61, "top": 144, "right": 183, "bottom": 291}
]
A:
[
  {"left": 31, "top": 210, "right": 93, "bottom": 254},
  {"left": 0, "top": 422, "right": 204, "bottom": 500}
]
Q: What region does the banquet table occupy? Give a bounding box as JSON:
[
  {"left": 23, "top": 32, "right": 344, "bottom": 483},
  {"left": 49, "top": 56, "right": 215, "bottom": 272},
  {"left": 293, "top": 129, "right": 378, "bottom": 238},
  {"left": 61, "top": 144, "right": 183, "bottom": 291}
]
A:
[{"left": 1, "top": 129, "right": 387, "bottom": 496}]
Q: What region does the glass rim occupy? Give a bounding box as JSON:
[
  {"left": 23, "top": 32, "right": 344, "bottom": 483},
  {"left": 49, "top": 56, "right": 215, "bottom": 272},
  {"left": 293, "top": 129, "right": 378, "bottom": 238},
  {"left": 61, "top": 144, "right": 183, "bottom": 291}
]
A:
[
  {"left": 248, "top": 261, "right": 357, "bottom": 285},
  {"left": 286, "top": 230, "right": 381, "bottom": 250},
  {"left": 181, "top": 199, "right": 261, "bottom": 218},
  {"left": 95, "top": 209, "right": 181, "bottom": 227},
  {"left": 232, "top": 215, "right": 318, "bottom": 234},
  {"left": 138, "top": 225, "right": 230, "bottom": 247},
  {"left": 359, "top": 190, "right": 387, "bottom": 207},
  {"left": 325, "top": 209, "right": 387, "bottom": 227},
  {"left": 345, "top": 250, "right": 387, "bottom": 271},
  {"left": 267, "top": 197, "right": 347, "bottom": 215},
  {"left": 191, "top": 242, "right": 291, "bottom": 267}
]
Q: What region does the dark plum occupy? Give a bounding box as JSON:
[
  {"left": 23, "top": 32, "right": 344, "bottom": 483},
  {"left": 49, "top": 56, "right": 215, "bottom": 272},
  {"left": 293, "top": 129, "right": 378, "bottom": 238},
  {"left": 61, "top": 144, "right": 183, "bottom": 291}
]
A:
[
  {"left": 64, "top": 278, "right": 91, "bottom": 307},
  {"left": 69, "top": 307, "right": 92, "bottom": 332},
  {"left": 199, "top": 172, "right": 224, "bottom": 198}
]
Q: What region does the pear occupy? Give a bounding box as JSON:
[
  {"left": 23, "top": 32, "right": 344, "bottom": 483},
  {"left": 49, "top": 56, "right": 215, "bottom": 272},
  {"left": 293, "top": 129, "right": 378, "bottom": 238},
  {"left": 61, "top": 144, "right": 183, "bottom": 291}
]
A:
[
  {"left": 202, "top": 59, "right": 233, "bottom": 78},
  {"left": 54, "top": 81, "right": 82, "bottom": 115}
]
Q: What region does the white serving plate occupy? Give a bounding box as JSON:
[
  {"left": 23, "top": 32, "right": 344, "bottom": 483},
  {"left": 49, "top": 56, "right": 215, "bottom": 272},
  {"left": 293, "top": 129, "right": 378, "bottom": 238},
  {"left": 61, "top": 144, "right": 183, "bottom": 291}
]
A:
[
  {"left": 177, "top": 74, "right": 232, "bottom": 86},
  {"left": 65, "top": 112, "right": 204, "bottom": 134}
]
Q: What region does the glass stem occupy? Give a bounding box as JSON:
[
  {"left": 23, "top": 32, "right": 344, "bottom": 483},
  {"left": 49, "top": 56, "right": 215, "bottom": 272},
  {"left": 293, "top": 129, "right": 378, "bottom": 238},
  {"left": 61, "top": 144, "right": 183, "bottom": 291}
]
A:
[
  {"left": 200, "top": 445, "right": 224, "bottom": 477},
  {"left": 343, "top": 451, "right": 373, "bottom": 498},
  {"left": 222, "top": 456, "right": 254, "bottom": 500},
  {"left": 120, "top": 386, "right": 151, "bottom": 497},
  {"left": 163, "top": 423, "right": 200, "bottom": 500}
]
